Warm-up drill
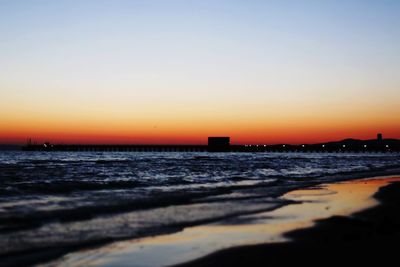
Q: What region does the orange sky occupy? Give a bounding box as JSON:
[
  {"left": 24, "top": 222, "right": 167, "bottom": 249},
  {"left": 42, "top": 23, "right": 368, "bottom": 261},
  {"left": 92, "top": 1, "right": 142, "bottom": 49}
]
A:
[
  {"left": 1, "top": 1, "right": 399, "bottom": 145},
  {"left": 1, "top": 110, "right": 399, "bottom": 144}
]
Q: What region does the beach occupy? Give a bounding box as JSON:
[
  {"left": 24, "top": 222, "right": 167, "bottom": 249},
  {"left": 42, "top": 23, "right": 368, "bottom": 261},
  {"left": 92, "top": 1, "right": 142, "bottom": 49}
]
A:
[
  {"left": 2, "top": 1, "right": 399, "bottom": 265},
  {"left": 1, "top": 152, "right": 400, "bottom": 267},
  {"left": 177, "top": 177, "right": 400, "bottom": 266},
  {"left": 2, "top": 0, "right": 400, "bottom": 265},
  {"left": 37, "top": 176, "right": 400, "bottom": 267}
]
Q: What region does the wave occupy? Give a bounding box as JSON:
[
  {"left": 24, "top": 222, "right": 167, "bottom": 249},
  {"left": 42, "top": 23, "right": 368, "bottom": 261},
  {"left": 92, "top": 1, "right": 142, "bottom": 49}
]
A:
[{"left": 1, "top": 151, "right": 400, "bottom": 263}]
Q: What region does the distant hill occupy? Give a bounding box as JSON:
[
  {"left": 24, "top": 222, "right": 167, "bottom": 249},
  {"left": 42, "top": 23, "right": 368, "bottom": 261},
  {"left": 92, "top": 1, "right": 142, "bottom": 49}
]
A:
[{"left": 325, "top": 138, "right": 400, "bottom": 145}]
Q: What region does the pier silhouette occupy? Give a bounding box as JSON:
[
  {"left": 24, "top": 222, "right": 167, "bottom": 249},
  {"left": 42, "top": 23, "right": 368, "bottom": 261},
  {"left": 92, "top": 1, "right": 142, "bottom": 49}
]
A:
[{"left": 22, "top": 134, "right": 400, "bottom": 153}]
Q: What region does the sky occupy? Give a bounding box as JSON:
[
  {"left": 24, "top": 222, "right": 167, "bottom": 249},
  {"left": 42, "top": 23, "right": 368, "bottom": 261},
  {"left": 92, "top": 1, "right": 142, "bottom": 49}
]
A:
[{"left": 1, "top": 0, "right": 399, "bottom": 144}]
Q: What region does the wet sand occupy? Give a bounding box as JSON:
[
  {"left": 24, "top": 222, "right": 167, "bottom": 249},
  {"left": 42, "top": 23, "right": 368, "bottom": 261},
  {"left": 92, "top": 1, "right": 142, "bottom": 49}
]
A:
[
  {"left": 40, "top": 176, "right": 400, "bottom": 267},
  {"left": 178, "top": 177, "right": 400, "bottom": 266}
]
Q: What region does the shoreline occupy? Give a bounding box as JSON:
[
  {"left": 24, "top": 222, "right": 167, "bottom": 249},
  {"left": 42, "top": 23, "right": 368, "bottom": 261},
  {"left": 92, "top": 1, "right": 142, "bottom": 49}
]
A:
[
  {"left": 35, "top": 175, "right": 400, "bottom": 267},
  {"left": 177, "top": 178, "right": 400, "bottom": 266},
  {"left": 1, "top": 167, "right": 399, "bottom": 267}
]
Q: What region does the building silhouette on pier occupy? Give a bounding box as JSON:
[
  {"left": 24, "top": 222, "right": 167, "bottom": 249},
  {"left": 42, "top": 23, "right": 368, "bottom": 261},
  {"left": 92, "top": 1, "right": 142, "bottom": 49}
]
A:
[{"left": 208, "top": 137, "right": 230, "bottom": 152}]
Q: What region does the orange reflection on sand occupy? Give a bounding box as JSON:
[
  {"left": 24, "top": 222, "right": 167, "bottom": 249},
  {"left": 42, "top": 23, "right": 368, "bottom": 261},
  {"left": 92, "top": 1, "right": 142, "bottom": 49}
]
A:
[{"left": 45, "top": 176, "right": 400, "bottom": 267}]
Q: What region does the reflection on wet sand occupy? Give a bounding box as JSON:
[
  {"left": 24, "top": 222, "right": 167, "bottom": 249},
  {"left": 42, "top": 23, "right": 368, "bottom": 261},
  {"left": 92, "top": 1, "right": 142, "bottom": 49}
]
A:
[{"left": 41, "top": 176, "right": 400, "bottom": 267}]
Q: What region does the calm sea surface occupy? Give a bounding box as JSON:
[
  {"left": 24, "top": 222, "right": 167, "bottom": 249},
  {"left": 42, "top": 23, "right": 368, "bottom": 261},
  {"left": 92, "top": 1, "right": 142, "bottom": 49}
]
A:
[{"left": 1, "top": 151, "right": 399, "bottom": 259}]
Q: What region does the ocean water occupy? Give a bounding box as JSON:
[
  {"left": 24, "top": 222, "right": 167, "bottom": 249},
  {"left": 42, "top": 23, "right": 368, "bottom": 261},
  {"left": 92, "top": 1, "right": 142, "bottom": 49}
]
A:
[{"left": 1, "top": 151, "right": 400, "bottom": 261}]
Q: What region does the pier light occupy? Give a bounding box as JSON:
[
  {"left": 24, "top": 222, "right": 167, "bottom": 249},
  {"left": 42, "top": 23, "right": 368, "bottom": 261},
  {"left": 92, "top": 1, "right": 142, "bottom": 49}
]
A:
[
  {"left": 283, "top": 145, "right": 286, "bottom": 147},
  {"left": 43, "top": 143, "right": 47, "bottom": 148},
  {"left": 386, "top": 145, "right": 389, "bottom": 148},
  {"left": 343, "top": 145, "right": 346, "bottom": 148},
  {"left": 364, "top": 145, "right": 367, "bottom": 148},
  {"left": 264, "top": 145, "right": 266, "bottom": 147},
  {"left": 322, "top": 145, "right": 325, "bottom": 148},
  {"left": 302, "top": 145, "right": 305, "bottom": 147}
]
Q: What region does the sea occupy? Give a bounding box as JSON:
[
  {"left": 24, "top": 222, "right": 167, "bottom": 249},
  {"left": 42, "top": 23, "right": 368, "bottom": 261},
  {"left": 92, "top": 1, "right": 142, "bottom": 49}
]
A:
[{"left": 1, "top": 151, "right": 400, "bottom": 262}]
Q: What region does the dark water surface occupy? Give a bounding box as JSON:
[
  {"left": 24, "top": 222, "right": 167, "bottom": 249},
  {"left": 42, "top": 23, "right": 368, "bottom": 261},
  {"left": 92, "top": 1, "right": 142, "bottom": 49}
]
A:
[{"left": 1, "top": 151, "right": 399, "bottom": 261}]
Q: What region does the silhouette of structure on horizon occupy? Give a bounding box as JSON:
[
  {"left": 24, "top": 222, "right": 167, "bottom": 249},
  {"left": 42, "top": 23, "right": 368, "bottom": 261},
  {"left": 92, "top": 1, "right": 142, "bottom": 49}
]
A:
[
  {"left": 208, "top": 137, "right": 230, "bottom": 152},
  {"left": 21, "top": 134, "right": 400, "bottom": 153}
]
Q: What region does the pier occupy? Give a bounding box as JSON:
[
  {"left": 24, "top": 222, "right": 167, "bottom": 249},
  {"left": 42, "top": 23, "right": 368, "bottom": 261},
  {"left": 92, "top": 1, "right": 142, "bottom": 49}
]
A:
[{"left": 21, "top": 137, "right": 400, "bottom": 153}]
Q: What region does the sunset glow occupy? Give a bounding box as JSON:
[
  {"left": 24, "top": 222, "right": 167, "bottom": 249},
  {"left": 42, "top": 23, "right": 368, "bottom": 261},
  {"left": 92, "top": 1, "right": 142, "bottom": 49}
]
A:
[{"left": 1, "top": 0, "right": 399, "bottom": 144}]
